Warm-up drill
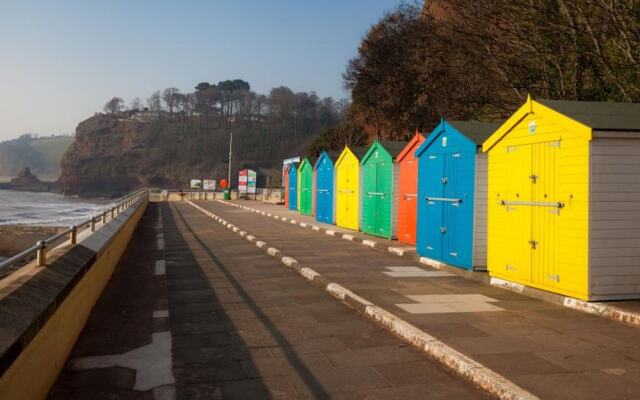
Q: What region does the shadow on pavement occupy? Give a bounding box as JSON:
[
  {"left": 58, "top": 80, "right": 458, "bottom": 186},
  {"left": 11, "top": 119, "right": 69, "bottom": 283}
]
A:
[{"left": 166, "top": 203, "right": 331, "bottom": 399}]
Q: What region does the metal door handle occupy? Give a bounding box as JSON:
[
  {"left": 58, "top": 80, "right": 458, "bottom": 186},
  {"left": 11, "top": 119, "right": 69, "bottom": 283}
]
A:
[
  {"left": 501, "top": 200, "right": 564, "bottom": 208},
  {"left": 426, "top": 197, "right": 462, "bottom": 203},
  {"left": 528, "top": 240, "right": 538, "bottom": 250},
  {"left": 440, "top": 227, "right": 447, "bottom": 234}
]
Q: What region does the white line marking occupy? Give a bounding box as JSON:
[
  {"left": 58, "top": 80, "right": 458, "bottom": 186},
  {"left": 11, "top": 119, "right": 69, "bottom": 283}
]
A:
[
  {"left": 72, "top": 331, "right": 175, "bottom": 391},
  {"left": 155, "top": 260, "right": 166, "bottom": 276},
  {"left": 153, "top": 309, "right": 169, "bottom": 318},
  {"left": 157, "top": 238, "right": 165, "bottom": 250},
  {"left": 153, "top": 385, "right": 176, "bottom": 400}
]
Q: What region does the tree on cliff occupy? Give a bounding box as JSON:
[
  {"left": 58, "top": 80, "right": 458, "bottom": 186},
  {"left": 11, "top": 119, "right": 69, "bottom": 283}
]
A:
[
  {"left": 162, "top": 88, "right": 181, "bottom": 113},
  {"left": 343, "top": 0, "right": 640, "bottom": 137},
  {"left": 147, "top": 91, "right": 162, "bottom": 112},
  {"left": 103, "top": 97, "right": 124, "bottom": 114},
  {"left": 128, "top": 97, "right": 143, "bottom": 111}
]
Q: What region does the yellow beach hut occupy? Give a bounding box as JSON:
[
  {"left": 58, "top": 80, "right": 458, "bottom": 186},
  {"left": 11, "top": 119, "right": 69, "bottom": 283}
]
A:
[
  {"left": 334, "top": 145, "right": 368, "bottom": 231},
  {"left": 483, "top": 97, "right": 640, "bottom": 301}
]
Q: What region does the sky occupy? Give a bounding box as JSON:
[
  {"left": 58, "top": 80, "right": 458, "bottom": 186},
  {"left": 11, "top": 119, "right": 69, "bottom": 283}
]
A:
[{"left": 0, "top": 0, "right": 398, "bottom": 141}]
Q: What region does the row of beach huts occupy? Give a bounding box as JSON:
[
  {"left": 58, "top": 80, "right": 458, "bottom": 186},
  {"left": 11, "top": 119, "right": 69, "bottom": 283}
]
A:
[{"left": 282, "top": 97, "right": 640, "bottom": 302}]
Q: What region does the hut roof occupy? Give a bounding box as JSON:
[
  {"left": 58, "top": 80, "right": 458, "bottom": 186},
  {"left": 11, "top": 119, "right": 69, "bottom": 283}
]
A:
[
  {"left": 448, "top": 120, "right": 501, "bottom": 145},
  {"left": 539, "top": 99, "right": 640, "bottom": 131},
  {"left": 350, "top": 146, "right": 369, "bottom": 160},
  {"left": 379, "top": 141, "right": 409, "bottom": 158}
]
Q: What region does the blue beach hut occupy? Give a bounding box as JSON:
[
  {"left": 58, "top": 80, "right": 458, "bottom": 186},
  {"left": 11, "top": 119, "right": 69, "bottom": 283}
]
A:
[
  {"left": 415, "top": 120, "right": 498, "bottom": 270},
  {"left": 288, "top": 163, "right": 298, "bottom": 211},
  {"left": 314, "top": 151, "right": 335, "bottom": 224}
]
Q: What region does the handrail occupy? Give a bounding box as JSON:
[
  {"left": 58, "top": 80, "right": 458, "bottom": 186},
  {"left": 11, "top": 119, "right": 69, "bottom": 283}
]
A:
[{"left": 0, "top": 188, "right": 148, "bottom": 275}]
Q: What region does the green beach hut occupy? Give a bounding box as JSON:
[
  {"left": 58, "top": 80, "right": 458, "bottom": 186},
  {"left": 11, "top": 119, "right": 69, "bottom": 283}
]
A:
[
  {"left": 297, "top": 158, "right": 314, "bottom": 216},
  {"left": 360, "top": 140, "right": 407, "bottom": 239}
]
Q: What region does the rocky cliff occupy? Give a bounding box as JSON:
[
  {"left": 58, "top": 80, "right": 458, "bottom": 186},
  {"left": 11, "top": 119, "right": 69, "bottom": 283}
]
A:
[{"left": 59, "top": 113, "right": 314, "bottom": 197}]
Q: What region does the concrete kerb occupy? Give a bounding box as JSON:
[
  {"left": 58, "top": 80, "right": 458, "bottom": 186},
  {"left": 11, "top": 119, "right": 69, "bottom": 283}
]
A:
[
  {"left": 266, "top": 247, "right": 280, "bottom": 257},
  {"left": 362, "top": 239, "right": 377, "bottom": 248},
  {"left": 186, "top": 200, "right": 537, "bottom": 400},
  {"left": 212, "top": 200, "right": 640, "bottom": 329}
]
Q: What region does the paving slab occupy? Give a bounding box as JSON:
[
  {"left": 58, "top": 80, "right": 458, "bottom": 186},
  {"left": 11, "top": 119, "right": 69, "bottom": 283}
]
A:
[
  {"left": 49, "top": 202, "right": 489, "bottom": 399},
  {"left": 196, "top": 200, "right": 640, "bottom": 400}
]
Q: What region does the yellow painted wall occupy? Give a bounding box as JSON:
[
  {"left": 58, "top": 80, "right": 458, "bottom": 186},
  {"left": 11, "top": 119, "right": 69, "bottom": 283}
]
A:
[
  {"left": 485, "top": 100, "right": 591, "bottom": 300},
  {"left": 335, "top": 147, "right": 360, "bottom": 230},
  {"left": 0, "top": 199, "right": 148, "bottom": 400}
]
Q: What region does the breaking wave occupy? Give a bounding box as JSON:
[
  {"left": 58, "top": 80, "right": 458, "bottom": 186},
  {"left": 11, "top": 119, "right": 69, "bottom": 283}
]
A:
[{"left": 0, "top": 190, "right": 108, "bottom": 226}]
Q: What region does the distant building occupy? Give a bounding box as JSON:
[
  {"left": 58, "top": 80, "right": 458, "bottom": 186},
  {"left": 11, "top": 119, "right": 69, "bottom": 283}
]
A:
[{"left": 132, "top": 111, "right": 162, "bottom": 123}]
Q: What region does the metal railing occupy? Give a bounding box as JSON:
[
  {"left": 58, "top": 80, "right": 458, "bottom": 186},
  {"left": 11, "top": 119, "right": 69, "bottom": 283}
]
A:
[{"left": 0, "top": 188, "right": 148, "bottom": 275}]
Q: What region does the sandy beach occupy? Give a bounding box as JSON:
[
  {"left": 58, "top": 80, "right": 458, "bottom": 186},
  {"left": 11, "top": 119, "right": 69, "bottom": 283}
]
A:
[{"left": 0, "top": 225, "right": 66, "bottom": 259}]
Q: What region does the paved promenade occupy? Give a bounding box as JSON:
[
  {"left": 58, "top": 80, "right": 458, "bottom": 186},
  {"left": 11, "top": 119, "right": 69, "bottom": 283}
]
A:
[
  {"left": 193, "top": 200, "right": 640, "bottom": 400},
  {"left": 49, "top": 202, "right": 489, "bottom": 399}
]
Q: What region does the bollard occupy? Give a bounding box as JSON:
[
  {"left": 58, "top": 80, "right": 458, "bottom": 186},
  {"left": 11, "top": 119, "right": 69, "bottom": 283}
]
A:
[
  {"left": 69, "top": 225, "right": 77, "bottom": 245},
  {"left": 102, "top": 212, "right": 107, "bottom": 224},
  {"left": 111, "top": 207, "right": 115, "bottom": 218},
  {"left": 36, "top": 240, "right": 47, "bottom": 267},
  {"left": 91, "top": 217, "right": 96, "bottom": 232}
]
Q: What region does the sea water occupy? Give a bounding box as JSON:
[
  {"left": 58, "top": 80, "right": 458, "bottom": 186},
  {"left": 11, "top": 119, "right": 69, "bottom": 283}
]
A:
[{"left": 0, "top": 190, "right": 106, "bottom": 226}]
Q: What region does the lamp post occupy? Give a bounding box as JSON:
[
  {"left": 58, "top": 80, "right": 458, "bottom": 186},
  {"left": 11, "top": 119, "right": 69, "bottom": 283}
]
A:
[{"left": 228, "top": 131, "right": 232, "bottom": 188}]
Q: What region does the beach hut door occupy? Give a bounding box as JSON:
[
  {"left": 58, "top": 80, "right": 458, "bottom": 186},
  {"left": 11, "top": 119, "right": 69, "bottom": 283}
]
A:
[
  {"left": 502, "top": 142, "right": 560, "bottom": 285},
  {"left": 317, "top": 165, "right": 326, "bottom": 220},
  {"left": 442, "top": 152, "right": 463, "bottom": 264},
  {"left": 364, "top": 163, "right": 378, "bottom": 233},
  {"left": 318, "top": 163, "right": 332, "bottom": 221},
  {"left": 502, "top": 144, "right": 533, "bottom": 282},
  {"left": 531, "top": 142, "right": 559, "bottom": 287},
  {"left": 376, "top": 161, "right": 391, "bottom": 237},
  {"left": 423, "top": 154, "right": 445, "bottom": 259}
]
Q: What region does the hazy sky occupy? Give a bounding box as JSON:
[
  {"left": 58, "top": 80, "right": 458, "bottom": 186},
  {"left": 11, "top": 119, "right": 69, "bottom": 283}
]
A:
[{"left": 0, "top": 0, "right": 397, "bottom": 141}]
